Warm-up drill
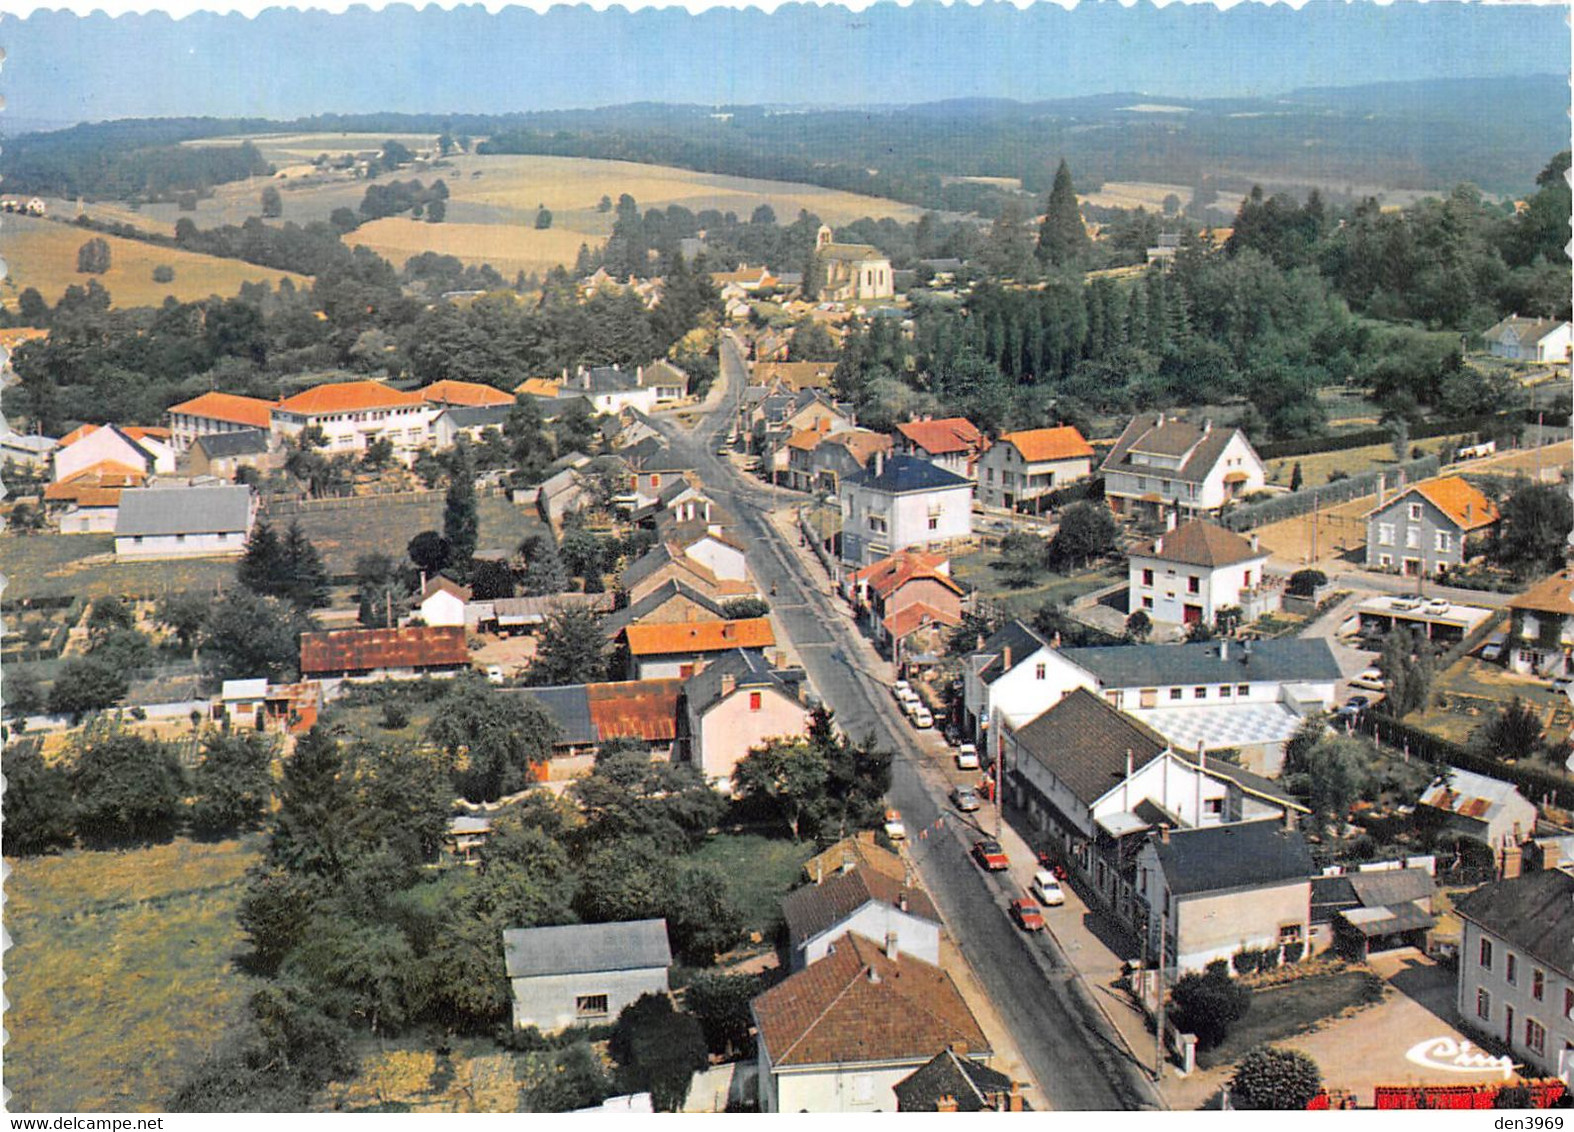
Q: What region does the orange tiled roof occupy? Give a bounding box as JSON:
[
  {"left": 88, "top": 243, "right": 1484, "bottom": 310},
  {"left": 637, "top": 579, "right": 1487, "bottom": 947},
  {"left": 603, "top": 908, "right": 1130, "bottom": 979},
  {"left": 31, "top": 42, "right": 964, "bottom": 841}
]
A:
[
  {"left": 168, "top": 391, "right": 277, "bottom": 429},
  {"left": 43, "top": 461, "right": 147, "bottom": 502},
  {"left": 276, "top": 380, "right": 425, "bottom": 416},
  {"left": 1412, "top": 476, "right": 1501, "bottom": 532},
  {"left": 883, "top": 601, "right": 963, "bottom": 641},
  {"left": 124, "top": 426, "right": 171, "bottom": 443},
  {"left": 787, "top": 428, "right": 826, "bottom": 452},
  {"left": 624, "top": 617, "right": 776, "bottom": 656},
  {"left": 1510, "top": 570, "right": 1574, "bottom": 618},
  {"left": 58, "top": 423, "right": 100, "bottom": 447},
  {"left": 417, "top": 380, "right": 516, "bottom": 408},
  {"left": 1133, "top": 521, "right": 1265, "bottom": 568},
  {"left": 896, "top": 417, "right": 985, "bottom": 457},
  {"left": 514, "top": 377, "right": 562, "bottom": 399},
  {"left": 1000, "top": 425, "right": 1094, "bottom": 463},
  {"left": 852, "top": 551, "right": 963, "bottom": 600}
]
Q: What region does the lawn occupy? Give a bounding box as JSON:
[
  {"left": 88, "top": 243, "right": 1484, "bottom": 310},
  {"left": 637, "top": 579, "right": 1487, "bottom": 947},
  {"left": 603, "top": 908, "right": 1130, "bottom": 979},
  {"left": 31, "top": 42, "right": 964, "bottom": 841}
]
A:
[
  {"left": 0, "top": 213, "right": 309, "bottom": 309},
  {"left": 948, "top": 544, "right": 1121, "bottom": 618},
  {"left": 1263, "top": 435, "right": 1461, "bottom": 490},
  {"left": 0, "top": 531, "right": 239, "bottom": 601},
  {"left": 286, "top": 494, "right": 544, "bottom": 576},
  {"left": 689, "top": 832, "right": 816, "bottom": 938},
  {"left": 1410, "top": 651, "right": 1574, "bottom": 752},
  {"left": 1196, "top": 968, "right": 1380, "bottom": 1071},
  {"left": 3, "top": 836, "right": 265, "bottom": 1112}
]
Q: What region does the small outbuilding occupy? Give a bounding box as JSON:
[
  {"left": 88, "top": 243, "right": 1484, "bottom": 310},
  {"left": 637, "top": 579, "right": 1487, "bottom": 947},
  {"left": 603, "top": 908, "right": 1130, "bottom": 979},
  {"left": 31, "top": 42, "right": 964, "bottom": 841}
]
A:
[{"left": 503, "top": 918, "right": 673, "bottom": 1033}]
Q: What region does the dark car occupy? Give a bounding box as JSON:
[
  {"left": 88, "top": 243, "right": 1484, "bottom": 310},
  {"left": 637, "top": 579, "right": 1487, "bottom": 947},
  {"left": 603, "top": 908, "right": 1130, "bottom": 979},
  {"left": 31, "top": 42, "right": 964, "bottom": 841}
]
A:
[{"left": 973, "top": 839, "right": 1009, "bottom": 871}]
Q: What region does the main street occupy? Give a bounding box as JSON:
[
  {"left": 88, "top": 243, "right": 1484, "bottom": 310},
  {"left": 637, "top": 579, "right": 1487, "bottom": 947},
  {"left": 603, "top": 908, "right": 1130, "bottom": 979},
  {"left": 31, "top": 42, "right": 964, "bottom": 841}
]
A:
[{"left": 653, "top": 335, "right": 1161, "bottom": 1111}]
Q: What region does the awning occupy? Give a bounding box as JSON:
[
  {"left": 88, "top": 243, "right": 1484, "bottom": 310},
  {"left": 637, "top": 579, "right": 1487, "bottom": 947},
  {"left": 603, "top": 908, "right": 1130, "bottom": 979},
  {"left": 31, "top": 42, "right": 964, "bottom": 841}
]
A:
[
  {"left": 1224, "top": 471, "right": 1250, "bottom": 484},
  {"left": 1338, "top": 903, "right": 1438, "bottom": 937}
]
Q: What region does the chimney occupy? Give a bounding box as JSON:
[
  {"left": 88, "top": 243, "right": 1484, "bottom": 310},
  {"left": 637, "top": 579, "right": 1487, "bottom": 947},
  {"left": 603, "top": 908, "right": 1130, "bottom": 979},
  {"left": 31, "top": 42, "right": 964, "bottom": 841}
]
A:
[
  {"left": 1166, "top": 509, "right": 1178, "bottom": 532},
  {"left": 1002, "top": 645, "right": 1012, "bottom": 671},
  {"left": 1009, "top": 1082, "right": 1024, "bottom": 1113},
  {"left": 873, "top": 450, "right": 885, "bottom": 477},
  {"left": 1159, "top": 823, "right": 1171, "bottom": 844},
  {"left": 885, "top": 930, "right": 900, "bottom": 960},
  {"left": 1545, "top": 839, "right": 1561, "bottom": 873},
  {"left": 1155, "top": 535, "right": 1164, "bottom": 556},
  {"left": 722, "top": 622, "right": 736, "bottom": 640},
  {"left": 866, "top": 965, "right": 881, "bottom": 985},
  {"left": 720, "top": 673, "right": 737, "bottom": 698},
  {"left": 1203, "top": 419, "right": 1213, "bottom": 434},
  {"left": 1250, "top": 533, "right": 1260, "bottom": 553},
  {"left": 1502, "top": 841, "right": 1523, "bottom": 881},
  {"left": 1283, "top": 807, "right": 1297, "bottom": 832},
  {"left": 898, "top": 892, "right": 910, "bottom": 913},
  {"left": 936, "top": 1096, "right": 959, "bottom": 1114}
]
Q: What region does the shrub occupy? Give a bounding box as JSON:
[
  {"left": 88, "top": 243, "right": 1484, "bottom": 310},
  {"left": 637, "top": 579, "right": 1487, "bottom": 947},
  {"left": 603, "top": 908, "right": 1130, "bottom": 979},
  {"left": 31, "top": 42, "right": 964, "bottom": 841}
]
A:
[
  {"left": 1230, "top": 1045, "right": 1323, "bottom": 1109},
  {"left": 152, "top": 264, "right": 175, "bottom": 283},
  {"left": 381, "top": 702, "right": 410, "bottom": 730},
  {"left": 1169, "top": 962, "right": 1252, "bottom": 1049},
  {"left": 1233, "top": 949, "right": 1261, "bottom": 976},
  {"left": 1282, "top": 941, "right": 1305, "bottom": 964},
  {"left": 1258, "top": 946, "right": 1281, "bottom": 972},
  {"left": 1287, "top": 569, "right": 1327, "bottom": 598}
]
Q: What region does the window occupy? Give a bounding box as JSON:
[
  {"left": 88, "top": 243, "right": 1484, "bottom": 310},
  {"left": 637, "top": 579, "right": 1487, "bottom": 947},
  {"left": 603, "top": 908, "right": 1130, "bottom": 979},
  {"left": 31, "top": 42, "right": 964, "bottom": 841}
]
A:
[
  {"left": 1220, "top": 685, "right": 1232, "bottom": 698},
  {"left": 1170, "top": 687, "right": 1183, "bottom": 701},
  {"left": 927, "top": 516, "right": 939, "bottom": 531},
  {"left": 649, "top": 475, "right": 659, "bottom": 489},
  {"left": 1194, "top": 686, "right": 1207, "bottom": 699},
  {"left": 1204, "top": 798, "right": 1224, "bottom": 817},
  {"left": 575, "top": 994, "right": 609, "bottom": 1019},
  {"left": 1481, "top": 938, "right": 1494, "bottom": 970},
  {"left": 1564, "top": 988, "right": 1573, "bottom": 1019},
  {"left": 1279, "top": 924, "right": 1303, "bottom": 944},
  {"left": 1379, "top": 554, "right": 1393, "bottom": 568},
  {"left": 1143, "top": 597, "right": 1154, "bottom": 610},
  {"left": 1478, "top": 987, "right": 1492, "bottom": 1020},
  {"left": 1527, "top": 1018, "right": 1547, "bottom": 1055},
  {"left": 986, "top": 468, "right": 994, "bottom": 483},
  {"left": 1409, "top": 503, "right": 1424, "bottom": 522},
  {"left": 1237, "top": 684, "right": 1250, "bottom": 696},
  {"left": 1508, "top": 953, "right": 1519, "bottom": 985},
  {"left": 1377, "top": 523, "right": 1395, "bottom": 545},
  {"left": 1405, "top": 527, "right": 1421, "bottom": 549},
  {"left": 749, "top": 691, "right": 762, "bottom": 712},
  {"left": 1534, "top": 969, "right": 1545, "bottom": 1001},
  {"left": 1187, "top": 576, "right": 1200, "bottom": 595},
  {"left": 1035, "top": 663, "right": 1046, "bottom": 681},
  {"left": 1142, "top": 568, "right": 1155, "bottom": 587}
]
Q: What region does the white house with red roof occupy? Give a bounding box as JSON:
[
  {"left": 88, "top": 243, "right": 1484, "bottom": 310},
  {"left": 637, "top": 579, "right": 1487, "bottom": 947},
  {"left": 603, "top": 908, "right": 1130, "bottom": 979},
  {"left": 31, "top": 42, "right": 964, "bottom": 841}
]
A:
[
  {"left": 893, "top": 416, "right": 988, "bottom": 480},
  {"left": 976, "top": 425, "right": 1094, "bottom": 509},
  {"left": 1127, "top": 519, "right": 1271, "bottom": 628},
  {"left": 53, "top": 424, "right": 176, "bottom": 482},
  {"left": 270, "top": 379, "right": 435, "bottom": 461},
  {"left": 166, "top": 391, "right": 279, "bottom": 452}
]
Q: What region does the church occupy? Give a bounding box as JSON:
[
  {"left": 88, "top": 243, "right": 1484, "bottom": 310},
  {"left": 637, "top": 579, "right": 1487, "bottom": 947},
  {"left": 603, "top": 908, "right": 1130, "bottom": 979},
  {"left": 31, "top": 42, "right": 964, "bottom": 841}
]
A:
[{"left": 814, "top": 225, "right": 894, "bottom": 302}]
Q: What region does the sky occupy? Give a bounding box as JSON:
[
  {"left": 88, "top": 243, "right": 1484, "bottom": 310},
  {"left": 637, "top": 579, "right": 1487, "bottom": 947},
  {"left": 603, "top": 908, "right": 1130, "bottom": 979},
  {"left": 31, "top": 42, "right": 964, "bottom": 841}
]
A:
[{"left": 0, "top": 1, "right": 1567, "bottom": 124}]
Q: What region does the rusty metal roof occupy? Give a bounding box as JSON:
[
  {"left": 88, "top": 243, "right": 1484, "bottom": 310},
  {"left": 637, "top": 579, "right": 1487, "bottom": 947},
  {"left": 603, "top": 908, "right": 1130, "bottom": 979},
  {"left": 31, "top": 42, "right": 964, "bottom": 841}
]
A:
[
  {"left": 300, "top": 625, "right": 468, "bottom": 674},
  {"left": 586, "top": 678, "right": 683, "bottom": 741}
]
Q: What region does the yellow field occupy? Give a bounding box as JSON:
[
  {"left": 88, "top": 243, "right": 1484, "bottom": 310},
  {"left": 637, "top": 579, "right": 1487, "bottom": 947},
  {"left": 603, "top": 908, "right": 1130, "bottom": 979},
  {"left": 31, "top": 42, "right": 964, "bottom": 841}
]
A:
[
  {"left": 1079, "top": 181, "right": 1192, "bottom": 211},
  {"left": 48, "top": 144, "right": 926, "bottom": 277},
  {"left": 0, "top": 214, "right": 309, "bottom": 308},
  {"left": 4, "top": 837, "right": 263, "bottom": 1112}
]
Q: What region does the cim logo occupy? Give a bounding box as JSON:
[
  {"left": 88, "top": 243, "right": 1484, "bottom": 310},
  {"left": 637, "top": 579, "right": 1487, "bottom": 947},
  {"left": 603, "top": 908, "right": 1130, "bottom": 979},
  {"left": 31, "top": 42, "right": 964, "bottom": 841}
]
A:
[{"left": 1405, "top": 1037, "right": 1518, "bottom": 1079}]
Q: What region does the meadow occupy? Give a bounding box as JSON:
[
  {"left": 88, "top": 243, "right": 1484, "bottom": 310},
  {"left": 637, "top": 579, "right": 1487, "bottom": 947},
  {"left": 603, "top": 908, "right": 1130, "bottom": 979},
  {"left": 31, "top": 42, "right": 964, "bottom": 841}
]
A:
[
  {"left": 3, "top": 837, "right": 265, "bottom": 1112},
  {"left": 0, "top": 213, "right": 309, "bottom": 309}
]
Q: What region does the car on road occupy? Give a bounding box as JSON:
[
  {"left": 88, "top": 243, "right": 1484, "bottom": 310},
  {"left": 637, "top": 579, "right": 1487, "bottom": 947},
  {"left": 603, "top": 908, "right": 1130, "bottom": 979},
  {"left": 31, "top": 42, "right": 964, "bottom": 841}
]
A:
[
  {"left": 1030, "top": 870, "right": 1066, "bottom": 907},
  {"left": 973, "top": 839, "right": 1009, "bottom": 871},
  {"left": 715, "top": 445, "right": 731, "bottom": 457},
  {"left": 911, "top": 706, "right": 935, "bottom": 729},
  {"left": 1554, "top": 674, "right": 1574, "bottom": 696},
  {"left": 955, "top": 743, "right": 979, "bottom": 770},
  {"left": 884, "top": 808, "right": 907, "bottom": 841},
  {"left": 1349, "top": 666, "right": 1385, "bottom": 691},
  {"left": 1009, "top": 899, "right": 1045, "bottom": 932},
  {"left": 951, "top": 785, "right": 981, "bottom": 812}
]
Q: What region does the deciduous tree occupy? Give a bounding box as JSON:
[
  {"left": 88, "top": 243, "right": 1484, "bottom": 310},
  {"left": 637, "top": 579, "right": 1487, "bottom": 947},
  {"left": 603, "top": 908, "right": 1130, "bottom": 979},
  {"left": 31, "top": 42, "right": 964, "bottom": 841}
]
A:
[{"left": 1230, "top": 1046, "right": 1322, "bottom": 1110}]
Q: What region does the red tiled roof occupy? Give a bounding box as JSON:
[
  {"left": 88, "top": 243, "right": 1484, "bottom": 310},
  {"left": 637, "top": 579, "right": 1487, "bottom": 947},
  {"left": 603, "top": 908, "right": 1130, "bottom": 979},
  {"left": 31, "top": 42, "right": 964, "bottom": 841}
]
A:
[
  {"left": 167, "top": 391, "right": 277, "bottom": 429},
  {"left": 300, "top": 626, "right": 468, "bottom": 674},
  {"left": 850, "top": 551, "right": 962, "bottom": 600},
  {"left": 58, "top": 423, "right": 100, "bottom": 447},
  {"left": 1000, "top": 425, "right": 1094, "bottom": 463},
  {"left": 896, "top": 417, "right": 984, "bottom": 457},
  {"left": 123, "top": 426, "right": 171, "bottom": 443},
  {"left": 585, "top": 678, "right": 684, "bottom": 742},
  {"left": 1370, "top": 476, "right": 1501, "bottom": 532},
  {"left": 752, "top": 932, "right": 989, "bottom": 1068},
  {"left": 624, "top": 618, "right": 775, "bottom": 656},
  {"left": 43, "top": 461, "right": 147, "bottom": 503},
  {"left": 276, "top": 380, "right": 426, "bottom": 416},
  {"left": 883, "top": 601, "right": 963, "bottom": 641},
  {"left": 787, "top": 428, "right": 826, "bottom": 452},
  {"left": 417, "top": 380, "right": 516, "bottom": 407}
]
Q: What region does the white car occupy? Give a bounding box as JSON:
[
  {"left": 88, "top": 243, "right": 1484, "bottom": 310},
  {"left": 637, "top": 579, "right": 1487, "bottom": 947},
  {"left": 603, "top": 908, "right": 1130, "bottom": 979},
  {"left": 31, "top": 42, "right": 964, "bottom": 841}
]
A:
[
  {"left": 911, "top": 707, "right": 935, "bottom": 729},
  {"left": 893, "top": 680, "right": 913, "bottom": 701},
  {"left": 955, "top": 744, "right": 980, "bottom": 770},
  {"left": 485, "top": 664, "right": 505, "bottom": 685},
  {"left": 884, "top": 809, "right": 907, "bottom": 841},
  {"left": 1349, "top": 666, "right": 1385, "bottom": 691},
  {"left": 1424, "top": 598, "right": 1451, "bottom": 616},
  {"left": 1031, "top": 870, "right": 1066, "bottom": 907}
]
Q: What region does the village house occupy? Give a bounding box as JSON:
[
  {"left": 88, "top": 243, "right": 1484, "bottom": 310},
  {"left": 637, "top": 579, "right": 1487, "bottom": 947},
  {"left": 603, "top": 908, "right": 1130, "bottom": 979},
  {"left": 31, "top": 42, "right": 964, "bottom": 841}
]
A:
[
  {"left": 1318, "top": 866, "right": 1439, "bottom": 961},
  {"left": 270, "top": 379, "right": 435, "bottom": 462},
  {"left": 781, "top": 866, "right": 941, "bottom": 971},
  {"left": 1127, "top": 519, "right": 1272, "bottom": 628},
  {"left": 787, "top": 426, "right": 892, "bottom": 495},
  {"left": 1134, "top": 818, "right": 1314, "bottom": 975},
  {"left": 893, "top": 1051, "right": 1026, "bottom": 1113},
  {"left": 631, "top": 479, "right": 729, "bottom": 533},
  {"left": 1364, "top": 475, "right": 1500, "bottom": 577},
  {"left": 113, "top": 483, "right": 258, "bottom": 559},
  {"left": 894, "top": 417, "right": 990, "bottom": 481},
  {"left": 299, "top": 625, "right": 471, "bottom": 686},
  {"left": 54, "top": 424, "right": 176, "bottom": 482},
  {"left": 814, "top": 225, "right": 894, "bottom": 302},
  {"left": 754, "top": 360, "right": 836, "bottom": 393},
  {"left": 1101, "top": 413, "right": 1265, "bottom": 521},
  {"left": 681, "top": 648, "right": 808, "bottom": 789},
  {"left": 975, "top": 426, "right": 1094, "bottom": 510},
  {"left": 416, "top": 576, "right": 471, "bottom": 628},
  {"left": 188, "top": 430, "right": 275, "bottom": 480},
  {"left": 509, "top": 678, "right": 684, "bottom": 762},
  {"left": 621, "top": 617, "right": 777, "bottom": 680},
  {"left": 504, "top": 919, "right": 673, "bottom": 1033},
  {"left": 670, "top": 525, "right": 749, "bottom": 584},
  {"left": 1453, "top": 869, "right": 1574, "bottom": 1077},
  {"left": 618, "top": 543, "right": 755, "bottom": 606},
  {"left": 1506, "top": 568, "right": 1574, "bottom": 677},
  {"left": 469, "top": 593, "right": 616, "bottom": 636},
  {"left": 846, "top": 550, "right": 964, "bottom": 658},
  {"left": 1481, "top": 316, "right": 1573, "bottom": 364},
  {"left": 431, "top": 405, "right": 513, "bottom": 449},
  {"left": 600, "top": 580, "right": 728, "bottom": 641},
  {"left": 44, "top": 463, "right": 145, "bottom": 533},
  {"left": 804, "top": 832, "right": 907, "bottom": 886},
  {"left": 166, "top": 391, "right": 279, "bottom": 451},
  {"left": 0, "top": 430, "right": 58, "bottom": 468},
  {"left": 557, "top": 365, "right": 660, "bottom": 415},
  {"left": 751, "top": 932, "right": 990, "bottom": 1113},
  {"left": 837, "top": 454, "right": 974, "bottom": 569},
  {"left": 1418, "top": 766, "right": 1538, "bottom": 856},
  {"left": 637, "top": 359, "right": 690, "bottom": 405}
]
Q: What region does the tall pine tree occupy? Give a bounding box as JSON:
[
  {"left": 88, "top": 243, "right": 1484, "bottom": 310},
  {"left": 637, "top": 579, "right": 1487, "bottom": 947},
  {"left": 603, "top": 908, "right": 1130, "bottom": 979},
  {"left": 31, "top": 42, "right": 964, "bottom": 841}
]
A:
[
  {"left": 443, "top": 447, "right": 479, "bottom": 579},
  {"left": 1037, "top": 159, "right": 1091, "bottom": 268}
]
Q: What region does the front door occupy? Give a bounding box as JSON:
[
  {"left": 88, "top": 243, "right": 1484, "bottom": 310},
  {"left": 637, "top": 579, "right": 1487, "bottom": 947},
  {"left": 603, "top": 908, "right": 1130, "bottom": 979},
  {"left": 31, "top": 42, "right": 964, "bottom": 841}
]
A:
[{"left": 1183, "top": 605, "right": 1203, "bottom": 625}]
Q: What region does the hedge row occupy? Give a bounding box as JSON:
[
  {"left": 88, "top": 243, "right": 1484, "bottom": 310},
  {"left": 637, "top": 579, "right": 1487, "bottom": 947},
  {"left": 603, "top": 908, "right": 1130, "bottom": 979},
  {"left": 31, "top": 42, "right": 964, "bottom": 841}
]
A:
[{"left": 1357, "top": 711, "right": 1574, "bottom": 811}]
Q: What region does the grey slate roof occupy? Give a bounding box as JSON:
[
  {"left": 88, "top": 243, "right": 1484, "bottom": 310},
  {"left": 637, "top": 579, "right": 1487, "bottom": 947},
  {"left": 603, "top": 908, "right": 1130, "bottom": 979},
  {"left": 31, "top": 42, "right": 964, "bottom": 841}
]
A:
[
  {"left": 684, "top": 647, "right": 793, "bottom": 716},
  {"left": 1151, "top": 819, "right": 1313, "bottom": 897},
  {"left": 439, "top": 404, "right": 512, "bottom": 429},
  {"left": 510, "top": 685, "right": 597, "bottom": 746},
  {"left": 1346, "top": 868, "right": 1435, "bottom": 910},
  {"left": 1453, "top": 869, "right": 1574, "bottom": 975},
  {"left": 781, "top": 865, "right": 940, "bottom": 945},
  {"left": 600, "top": 579, "right": 727, "bottom": 638},
  {"left": 1011, "top": 687, "right": 1170, "bottom": 808},
  {"left": 854, "top": 454, "right": 970, "bottom": 495},
  {"left": 1311, "top": 874, "right": 1360, "bottom": 926},
  {"left": 1194, "top": 757, "right": 1305, "bottom": 811},
  {"left": 502, "top": 918, "right": 672, "bottom": 979},
  {"left": 1061, "top": 637, "right": 1341, "bottom": 689},
  {"left": 893, "top": 1049, "right": 1019, "bottom": 1113},
  {"left": 1101, "top": 413, "right": 1258, "bottom": 485},
  {"left": 193, "top": 429, "right": 269, "bottom": 458},
  {"left": 970, "top": 619, "right": 1051, "bottom": 686},
  {"left": 115, "top": 484, "right": 253, "bottom": 538}
]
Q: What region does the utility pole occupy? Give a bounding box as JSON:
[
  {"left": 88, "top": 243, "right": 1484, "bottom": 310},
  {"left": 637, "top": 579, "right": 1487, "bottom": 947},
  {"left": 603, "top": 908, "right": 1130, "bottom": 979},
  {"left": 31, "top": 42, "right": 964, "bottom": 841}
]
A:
[{"left": 1154, "top": 910, "right": 1167, "bottom": 1082}]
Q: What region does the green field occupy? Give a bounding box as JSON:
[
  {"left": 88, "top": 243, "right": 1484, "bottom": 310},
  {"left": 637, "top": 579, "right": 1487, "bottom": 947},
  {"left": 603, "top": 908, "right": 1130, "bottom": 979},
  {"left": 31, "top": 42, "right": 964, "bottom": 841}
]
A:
[
  {"left": 287, "top": 494, "right": 545, "bottom": 575},
  {"left": 0, "top": 532, "right": 239, "bottom": 602},
  {"left": 948, "top": 545, "right": 1121, "bottom": 619},
  {"left": 689, "top": 832, "right": 816, "bottom": 938},
  {"left": 1196, "top": 968, "right": 1380, "bottom": 1071},
  {"left": 4, "top": 837, "right": 264, "bottom": 1112}
]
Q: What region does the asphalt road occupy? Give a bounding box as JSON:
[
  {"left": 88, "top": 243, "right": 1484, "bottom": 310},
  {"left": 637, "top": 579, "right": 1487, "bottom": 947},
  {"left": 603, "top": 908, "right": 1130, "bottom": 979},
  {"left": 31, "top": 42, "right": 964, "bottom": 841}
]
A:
[{"left": 653, "top": 335, "right": 1159, "bottom": 1111}]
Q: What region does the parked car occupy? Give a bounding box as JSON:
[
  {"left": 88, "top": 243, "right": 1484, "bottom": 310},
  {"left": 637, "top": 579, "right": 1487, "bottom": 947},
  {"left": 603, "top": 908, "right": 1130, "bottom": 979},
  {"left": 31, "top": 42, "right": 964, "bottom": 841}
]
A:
[
  {"left": 1336, "top": 693, "right": 1371, "bottom": 715},
  {"left": 1030, "top": 870, "right": 1066, "bottom": 907},
  {"left": 893, "top": 680, "right": 913, "bottom": 700},
  {"left": 1009, "top": 899, "right": 1045, "bottom": 932},
  {"left": 911, "top": 707, "right": 935, "bottom": 729},
  {"left": 1349, "top": 666, "right": 1385, "bottom": 691},
  {"left": 955, "top": 743, "right": 980, "bottom": 770},
  {"left": 951, "top": 785, "right": 981, "bottom": 813},
  {"left": 485, "top": 664, "right": 505, "bottom": 685},
  {"left": 1424, "top": 598, "right": 1451, "bottom": 616},
  {"left": 973, "top": 839, "right": 1009, "bottom": 870},
  {"left": 1553, "top": 674, "right": 1574, "bottom": 695},
  {"left": 884, "top": 808, "right": 907, "bottom": 841},
  {"left": 1480, "top": 634, "right": 1506, "bottom": 662}
]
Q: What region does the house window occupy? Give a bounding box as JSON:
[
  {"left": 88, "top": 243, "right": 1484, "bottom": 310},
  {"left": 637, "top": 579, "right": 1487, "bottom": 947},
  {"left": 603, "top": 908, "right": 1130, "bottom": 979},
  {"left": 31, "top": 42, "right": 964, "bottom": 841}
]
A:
[
  {"left": 1204, "top": 798, "right": 1224, "bottom": 817},
  {"left": 1170, "top": 687, "right": 1183, "bottom": 700},
  {"left": 1508, "top": 953, "right": 1519, "bottom": 985},
  {"left": 1409, "top": 503, "right": 1423, "bottom": 522},
  {"left": 1035, "top": 663, "right": 1046, "bottom": 680},
  {"left": 1527, "top": 1018, "right": 1547, "bottom": 1055},
  {"left": 1565, "top": 987, "right": 1573, "bottom": 1019},
  {"left": 1379, "top": 553, "right": 1393, "bottom": 568},
  {"left": 1193, "top": 686, "right": 1207, "bottom": 699},
  {"left": 1187, "top": 576, "right": 1200, "bottom": 594},
  {"left": 649, "top": 475, "right": 659, "bottom": 489},
  {"left": 1534, "top": 969, "right": 1545, "bottom": 1001},
  {"left": 1480, "top": 938, "right": 1494, "bottom": 970},
  {"left": 928, "top": 516, "right": 939, "bottom": 531},
  {"left": 1143, "top": 597, "right": 1154, "bottom": 610},
  {"left": 1219, "top": 685, "right": 1232, "bottom": 698},
  {"left": 575, "top": 994, "right": 610, "bottom": 1019},
  {"left": 1142, "top": 568, "right": 1154, "bottom": 587},
  {"left": 1478, "top": 987, "right": 1492, "bottom": 1021},
  {"left": 749, "top": 691, "right": 762, "bottom": 712},
  {"left": 1405, "top": 527, "right": 1421, "bottom": 549}
]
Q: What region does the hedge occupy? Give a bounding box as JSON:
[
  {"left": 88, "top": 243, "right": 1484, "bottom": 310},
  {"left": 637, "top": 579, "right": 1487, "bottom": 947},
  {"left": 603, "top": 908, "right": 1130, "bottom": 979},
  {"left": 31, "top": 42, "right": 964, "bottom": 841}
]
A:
[
  {"left": 1254, "top": 413, "right": 1502, "bottom": 462},
  {"left": 1357, "top": 712, "right": 1574, "bottom": 810},
  {"left": 1223, "top": 454, "right": 1441, "bottom": 532}
]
